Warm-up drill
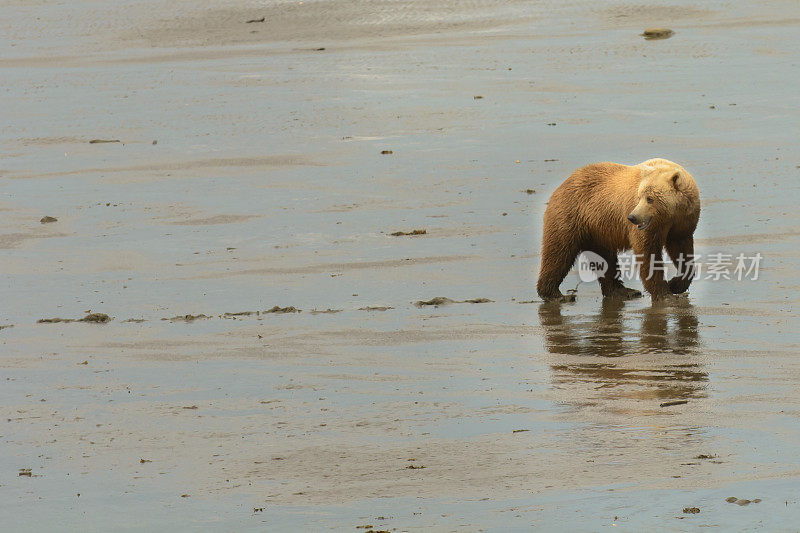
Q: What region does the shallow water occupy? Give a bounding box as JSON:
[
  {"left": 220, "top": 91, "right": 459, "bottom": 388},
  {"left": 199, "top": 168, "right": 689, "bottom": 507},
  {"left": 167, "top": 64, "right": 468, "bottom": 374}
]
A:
[{"left": 2, "top": 0, "right": 800, "bottom": 530}]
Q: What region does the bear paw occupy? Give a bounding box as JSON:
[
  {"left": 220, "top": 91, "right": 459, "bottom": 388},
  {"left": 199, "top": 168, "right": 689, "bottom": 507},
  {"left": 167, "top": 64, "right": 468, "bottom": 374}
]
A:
[
  {"left": 541, "top": 293, "right": 576, "bottom": 304},
  {"left": 603, "top": 285, "right": 642, "bottom": 300},
  {"left": 668, "top": 276, "right": 692, "bottom": 294}
]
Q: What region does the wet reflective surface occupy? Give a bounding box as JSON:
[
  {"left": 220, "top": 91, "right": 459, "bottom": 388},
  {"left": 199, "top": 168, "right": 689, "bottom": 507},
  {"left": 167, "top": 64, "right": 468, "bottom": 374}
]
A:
[{"left": 2, "top": 0, "right": 800, "bottom": 530}]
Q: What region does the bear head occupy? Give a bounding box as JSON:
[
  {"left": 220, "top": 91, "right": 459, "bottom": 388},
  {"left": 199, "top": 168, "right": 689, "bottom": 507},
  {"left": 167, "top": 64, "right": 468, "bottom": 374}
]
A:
[{"left": 628, "top": 159, "right": 697, "bottom": 231}]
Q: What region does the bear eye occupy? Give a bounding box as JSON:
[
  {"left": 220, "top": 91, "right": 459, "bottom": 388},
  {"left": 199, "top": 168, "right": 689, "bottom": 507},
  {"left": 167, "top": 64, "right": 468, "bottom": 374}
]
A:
[{"left": 646, "top": 196, "right": 654, "bottom": 204}]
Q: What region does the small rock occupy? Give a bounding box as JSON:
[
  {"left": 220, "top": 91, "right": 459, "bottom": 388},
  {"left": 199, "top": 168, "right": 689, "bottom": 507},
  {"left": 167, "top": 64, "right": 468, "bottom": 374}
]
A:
[
  {"left": 641, "top": 28, "right": 674, "bottom": 40},
  {"left": 682, "top": 507, "right": 700, "bottom": 514},
  {"left": 381, "top": 150, "right": 393, "bottom": 155},
  {"left": 40, "top": 216, "right": 58, "bottom": 224}
]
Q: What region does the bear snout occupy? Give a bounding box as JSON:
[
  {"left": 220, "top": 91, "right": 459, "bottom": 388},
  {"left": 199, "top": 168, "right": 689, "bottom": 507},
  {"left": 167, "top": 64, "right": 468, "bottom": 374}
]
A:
[{"left": 627, "top": 214, "right": 639, "bottom": 225}]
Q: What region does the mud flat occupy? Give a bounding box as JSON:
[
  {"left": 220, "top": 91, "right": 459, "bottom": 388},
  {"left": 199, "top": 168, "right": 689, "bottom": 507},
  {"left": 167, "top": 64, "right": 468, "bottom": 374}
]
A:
[{"left": 2, "top": 0, "right": 800, "bottom": 530}]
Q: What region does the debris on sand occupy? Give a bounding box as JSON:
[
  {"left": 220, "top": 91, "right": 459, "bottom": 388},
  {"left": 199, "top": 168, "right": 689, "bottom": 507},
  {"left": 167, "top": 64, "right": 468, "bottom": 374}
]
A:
[
  {"left": 310, "top": 308, "right": 342, "bottom": 314},
  {"left": 415, "top": 297, "right": 493, "bottom": 307},
  {"left": 358, "top": 306, "right": 394, "bottom": 311},
  {"left": 222, "top": 311, "right": 258, "bottom": 318},
  {"left": 40, "top": 216, "right": 58, "bottom": 224},
  {"left": 512, "top": 429, "right": 530, "bottom": 433},
  {"left": 38, "top": 313, "right": 111, "bottom": 324},
  {"left": 525, "top": 189, "right": 536, "bottom": 194},
  {"left": 88, "top": 139, "right": 121, "bottom": 144},
  {"left": 660, "top": 400, "right": 689, "bottom": 407},
  {"left": 265, "top": 306, "right": 301, "bottom": 314},
  {"left": 121, "top": 318, "right": 146, "bottom": 323},
  {"left": 0, "top": 324, "right": 13, "bottom": 331},
  {"left": 18, "top": 468, "right": 32, "bottom": 477},
  {"left": 725, "top": 497, "right": 761, "bottom": 506},
  {"left": 380, "top": 150, "right": 393, "bottom": 155},
  {"left": 246, "top": 16, "right": 265, "bottom": 23},
  {"left": 695, "top": 454, "right": 716, "bottom": 460},
  {"left": 390, "top": 229, "right": 426, "bottom": 236},
  {"left": 682, "top": 507, "right": 700, "bottom": 514},
  {"left": 406, "top": 464, "right": 425, "bottom": 470},
  {"left": 80, "top": 313, "right": 111, "bottom": 323},
  {"left": 414, "top": 297, "right": 457, "bottom": 307},
  {"left": 162, "top": 314, "right": 210, "bottom": 322},
  {"left": 474, "top": 95, "right": 483, "bottom": 99},
  {"left": 641, "top": 28, "right": 674, "bottom": 40}
]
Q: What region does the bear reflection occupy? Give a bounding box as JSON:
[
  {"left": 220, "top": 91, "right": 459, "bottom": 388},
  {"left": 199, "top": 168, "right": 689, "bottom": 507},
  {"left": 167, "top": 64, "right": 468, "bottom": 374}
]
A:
[{"left": 538, "top": 299, "right": 706, "bottom": 403}]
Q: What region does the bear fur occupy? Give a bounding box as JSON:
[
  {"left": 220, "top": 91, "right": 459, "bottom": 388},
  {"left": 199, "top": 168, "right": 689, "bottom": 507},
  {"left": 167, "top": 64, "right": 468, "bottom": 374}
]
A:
[{"left": 536, "top": 158, "right": 700, "bottom": 301}]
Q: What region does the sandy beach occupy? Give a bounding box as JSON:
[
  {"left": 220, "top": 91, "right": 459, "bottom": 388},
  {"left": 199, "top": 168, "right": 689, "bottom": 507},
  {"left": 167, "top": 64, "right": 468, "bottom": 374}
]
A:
[{"left": 2, "top": 0, "right": 800, "bottom": 530}]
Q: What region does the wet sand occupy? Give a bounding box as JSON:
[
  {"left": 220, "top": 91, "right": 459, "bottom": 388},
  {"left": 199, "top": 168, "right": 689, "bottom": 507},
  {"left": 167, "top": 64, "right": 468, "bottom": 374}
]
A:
[{"left": 2, "top": 0, "right": 800, "bottom": 530}]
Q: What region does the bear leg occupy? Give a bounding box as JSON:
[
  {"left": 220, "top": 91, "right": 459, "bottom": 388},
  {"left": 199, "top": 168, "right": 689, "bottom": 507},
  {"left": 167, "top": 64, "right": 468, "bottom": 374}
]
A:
[
  {"left": 634, "top": 242, "right": 671, "bottom": 300},
  {"left": 665, "top": 236, "right": 696, "bottom": 294},
  {"left": 537, "top": 237, "right": 580, "bottom": 302},
  {"left": 594, "top": 249, "right": 642, "bottom": 300}
]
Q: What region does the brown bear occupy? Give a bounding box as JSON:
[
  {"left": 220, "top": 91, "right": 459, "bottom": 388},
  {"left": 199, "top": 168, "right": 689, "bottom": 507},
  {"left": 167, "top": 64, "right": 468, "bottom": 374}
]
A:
[{"left": 536, "top": 158, "right": 700, "bottom": 301}]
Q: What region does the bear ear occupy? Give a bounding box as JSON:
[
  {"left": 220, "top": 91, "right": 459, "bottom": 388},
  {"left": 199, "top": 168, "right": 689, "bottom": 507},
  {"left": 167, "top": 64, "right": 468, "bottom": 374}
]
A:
[{"left": 671, "top": 171, "right": 681, "bottom": 187}]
